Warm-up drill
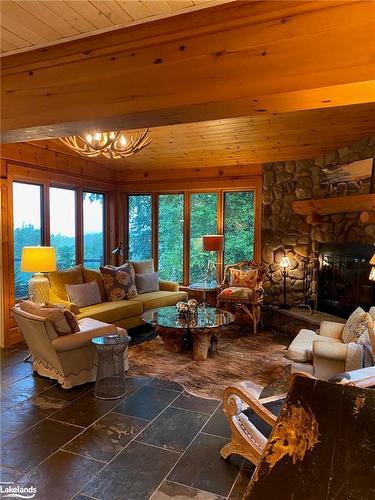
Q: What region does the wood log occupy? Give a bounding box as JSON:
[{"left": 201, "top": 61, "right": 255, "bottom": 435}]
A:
[
  {"left": 292, "top": 194, "right": 375, "bottom": 216},
  {"left": 359, "top": 211, "right": 375, "bottom": 224}
]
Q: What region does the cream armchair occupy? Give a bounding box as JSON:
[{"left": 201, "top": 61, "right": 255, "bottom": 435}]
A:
[
  {"left": 287, "top": 320, "right": 364, "bottom": 380},
  {"left": 13, "top": 306, "right": 129, "bottom": 389}
]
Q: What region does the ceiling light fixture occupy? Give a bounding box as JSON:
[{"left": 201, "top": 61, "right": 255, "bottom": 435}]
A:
[{"left": 59, "top": 129, "right": 151, "bottom": 159}]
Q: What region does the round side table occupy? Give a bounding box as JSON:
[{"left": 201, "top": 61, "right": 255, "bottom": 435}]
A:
[
  {"left": 188, "top": 282, "right": 217, "bottom": 304},
  {"left": 91, "top": 333, "right": 130, "bottom": 400}
]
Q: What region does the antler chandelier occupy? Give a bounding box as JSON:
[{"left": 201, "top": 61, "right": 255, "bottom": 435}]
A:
[{"left": 59, "top": 129, "right": 151, "bottom": 159}]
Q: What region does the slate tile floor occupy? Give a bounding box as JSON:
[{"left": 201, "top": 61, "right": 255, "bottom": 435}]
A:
[{"left": 0, "top": 338, "right": 289, "bottom": 500}]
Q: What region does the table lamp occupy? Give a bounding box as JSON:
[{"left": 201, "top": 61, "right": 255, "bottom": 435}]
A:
[
  {"left": 279, "top": 254, "right": 291, "bottom": 310},
  {"left": 202, "top": 235, "right": 223, "bottom": 284},
  {"left": 21, "top": 246, "right": 56, "bottom": 304}
]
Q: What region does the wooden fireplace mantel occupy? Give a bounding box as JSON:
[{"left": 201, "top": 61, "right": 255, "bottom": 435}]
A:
[{"left": 292, "top": 194, "right": 375, "bottom": 224}]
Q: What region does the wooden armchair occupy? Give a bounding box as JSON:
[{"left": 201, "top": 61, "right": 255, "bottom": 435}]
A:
[
  {"left": 221, "top": 368, "right": 375, "bottom": 467},
  {"left": 217, "top": 260, "right": 267, "bottom": 334}
]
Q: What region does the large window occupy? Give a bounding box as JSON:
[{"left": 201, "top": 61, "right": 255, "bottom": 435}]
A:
[
  {"left": 128, "top": 195, "right": 152, "bottom": 261},
  {"left": 83, "top": 192, "right": 105, "bottom": 269},
  {"left": 50, "top": 187, "right": 76, "bottom": 269},
  {"left": 158, "top": 194, "right": 184, "bottom": 282},
  {"left": 126, "top": 189, "right": 257, "bottom": 285},
  {"left": 224, "top": 191, "right": 254, "bottom": 265},
  {"left": 13, "top": 182, "right": 43, "bottom": 299},
  {"left": 190, "top": 193, "right": 218, "bottom": 282}
]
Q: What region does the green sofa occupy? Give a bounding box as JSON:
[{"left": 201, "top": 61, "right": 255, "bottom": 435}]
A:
[{"left": 48, "top": 261, "right": 187, "bottom": 330}]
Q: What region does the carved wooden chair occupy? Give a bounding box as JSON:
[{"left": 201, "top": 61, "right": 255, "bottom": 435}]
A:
[
  {"left": 220, "top": 368, "right": 375, "bottom": 466},
  {"left": 216, "top": 260, "right": 267, "bottom": 334}
]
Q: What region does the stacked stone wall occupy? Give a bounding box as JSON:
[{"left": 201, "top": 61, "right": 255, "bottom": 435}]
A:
[{"left": 262, "top": 136, "right": 375, "bottom": 306}]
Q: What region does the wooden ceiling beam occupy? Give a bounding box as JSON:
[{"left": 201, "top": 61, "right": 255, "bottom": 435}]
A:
[{"left": 2, "top": 0, "right": 374, "bottom": 143}]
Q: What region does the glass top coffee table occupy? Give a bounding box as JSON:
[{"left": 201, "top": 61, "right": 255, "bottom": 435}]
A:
[{"left": 142, "top": 305, "right": 234, "bottom": 361}]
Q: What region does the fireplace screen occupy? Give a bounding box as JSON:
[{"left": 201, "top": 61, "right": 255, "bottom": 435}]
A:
[{"left": 318, "top": 243, "right": 374, "bottom": 319}]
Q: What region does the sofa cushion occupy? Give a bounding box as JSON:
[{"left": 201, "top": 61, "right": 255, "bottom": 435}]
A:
[
  {"left": 100, "top": 264, "right": 138, "bottom": 301},
  {"left": 76, "top": 300, "right": 143, "bottom": 323},
  {"left": 49, "top": 265, "right": 83, "bottom": 301},
  {"left": 341, "top": 307, "right": 372, "bottom": 344},
  {"left": 136, "top": 272, "right": 159, "bottom": 294},
  {"left": 287, "top": 329, "right": 340, "bottom": 363},
  {"left": 82, "top": 268, "right": 106, "bottom": 301},
  {"left": 131, "top": 290, "right": 188, "bottom": 311},
  {"left": 130, "top": 259, "right": 154, "bottom": 274},
  {"left": 65, "top": 281, "right": 102, "bottom": 308}
]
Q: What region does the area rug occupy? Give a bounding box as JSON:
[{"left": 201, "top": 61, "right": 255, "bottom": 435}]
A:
[{"left": 128, "top": 328, "right": 291, "bottom": 401}]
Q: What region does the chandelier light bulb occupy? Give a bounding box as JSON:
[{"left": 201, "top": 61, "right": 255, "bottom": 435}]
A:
[
  {"left": 86, "top": 134, "right": 93, "bottom": 143},
  {"left": 109, "top": 131, "right": 116, "bottom": 140},
  {"left": 120, "top": 135, "right": 127, "bottom": 146},
  {"left": 94, "top": 132, "right": 102, "bottom": 141}
]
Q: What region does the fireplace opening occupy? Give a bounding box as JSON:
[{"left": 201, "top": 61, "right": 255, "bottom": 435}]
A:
[{"left": 317, "top": 243, "right": 374, "bottom": 319}]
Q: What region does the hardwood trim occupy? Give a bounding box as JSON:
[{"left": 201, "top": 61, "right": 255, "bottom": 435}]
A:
[
  {"left": 76, "top": 187, "right": 83, "bottom": 265},
  {"left": 293, "top": 194, "right": 375, "bottom": 216},
  {"left": 184, "top": 191, "right": 191, "bottom": 285}
]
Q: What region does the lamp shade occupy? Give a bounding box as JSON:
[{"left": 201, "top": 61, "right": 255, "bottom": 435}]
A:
[
  {"left": 369, "top": 267, "right": 375, "bottom": 281},
  {"left": 280, "top": 256, "right": 291, "bottom": 269},
  {"left": 21, "top": 246, "right": 56, "bottom": 273},
  {"left": 202, "top": 235, "right": 223, "bottom": 252},
  {"left": 370, "top": 252, "right": 375, "bottom": 266}
]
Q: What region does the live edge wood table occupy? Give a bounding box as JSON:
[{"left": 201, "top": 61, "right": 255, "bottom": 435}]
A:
[{"left": 142, "top": 305, "right": 234, "bottom": 361}]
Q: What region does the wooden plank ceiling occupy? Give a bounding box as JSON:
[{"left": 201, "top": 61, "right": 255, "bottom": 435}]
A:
[
  {"left": 0, "top": 0, "right": 229, "bottom": 54},
  {"left": 29, "top": 102, "right": 375, "bottom": 173},
  {"left": 2, "top": 1, "right": 374, "bottom": 143}
]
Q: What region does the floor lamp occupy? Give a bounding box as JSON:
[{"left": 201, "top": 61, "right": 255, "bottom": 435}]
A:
[{"left": 202, "top": 235, "right": 223, "bottom": 284}]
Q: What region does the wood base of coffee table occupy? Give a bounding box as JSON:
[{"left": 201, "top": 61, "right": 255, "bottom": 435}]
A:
[{"left": 156, "top": 326, "right": 218, "bottom": 361}]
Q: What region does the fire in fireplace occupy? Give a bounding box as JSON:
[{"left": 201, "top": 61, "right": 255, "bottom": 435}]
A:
[{"left": 317, "top": 243, "right": 375, "bottom": 318}]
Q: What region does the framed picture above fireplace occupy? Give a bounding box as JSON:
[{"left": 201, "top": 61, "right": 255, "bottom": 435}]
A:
[{"left": 320, "top": 157, "right": 374, "bottom": 197}]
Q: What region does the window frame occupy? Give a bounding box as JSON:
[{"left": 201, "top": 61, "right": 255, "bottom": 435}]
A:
[
  {"left": 124, "top": 187, "right": 258, "bottom": 285},
  {"left": 10, "top": 175, "right": 108, "bottom": 301}
]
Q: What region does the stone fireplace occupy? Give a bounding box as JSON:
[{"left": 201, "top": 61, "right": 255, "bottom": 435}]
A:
[
  {"left": 317, "top": 243, "right": 374, "bottom": 318},
  {"left": 262, "top": 136, "right": 375, "bottom": 318}
]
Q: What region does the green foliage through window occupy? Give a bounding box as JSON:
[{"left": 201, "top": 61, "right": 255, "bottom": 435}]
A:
[
  {"left": 50, "top": 187, "right": 76, "bottom": 269},
  {"left": 190, "top": 193, "right": 218, "bottom": 282},
  {"left": 83, "top": 192, "right": 105, "bottom": 269},
  {"left": 13, "top": 183, "right": 43, "bottom": 298},
  {"left": 128, "top": 195, "right": 152, "bottom": 261},
  {"left": 158, "top": 194, "right": 184, "bottom": 282},
  {"left": 224, "top": 191, "right": 254, "bottom": 266}
]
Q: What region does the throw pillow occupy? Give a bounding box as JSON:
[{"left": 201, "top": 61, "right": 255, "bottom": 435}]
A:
[
  {"left": 341, "top": 307, "right": 372, "bottom": 344},
  {"left": 100, "top": 263, "right": 138, "bottom": 301},
  {"left": 49, "top": 304, "right": 80, "bottom": 334},
  {"left": 135, "top": 272, "right": 160, "bottom": 294},
  {"left": 229, "top": 268, "right": 258, "bottom": 288},
  {"left": 130, "top": 259, "right": 154, "bottom": 274},
  {"left": 65, "top": 281, "right": 102, "bottom": 308},
  {"left": 48, "top": 265, "right": 83, "bottom": 301},
  {"left": 19, "top": 300, "right": 73, "bottom": 336},
  {"left": 82, "top": 268, "right": 107, "bottom": 301}
]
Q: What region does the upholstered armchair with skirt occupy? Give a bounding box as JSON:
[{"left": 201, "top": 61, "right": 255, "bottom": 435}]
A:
[
  {"left": 217, "top": 260, "right": 267, "bottom": 334},
  {"left": 13, "top": 305, "right": 129, "bottom": 389}
]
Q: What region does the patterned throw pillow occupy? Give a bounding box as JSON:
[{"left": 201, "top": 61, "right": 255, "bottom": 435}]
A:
[
  {"left": 100, "top": 263, "right": 138, "bottom": 301},
  {"left": 229, "top": 268, "right": 258, "bottom": 288},
  {"left": 341, "top": 307, "right": 372, "bottom": 344}
]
